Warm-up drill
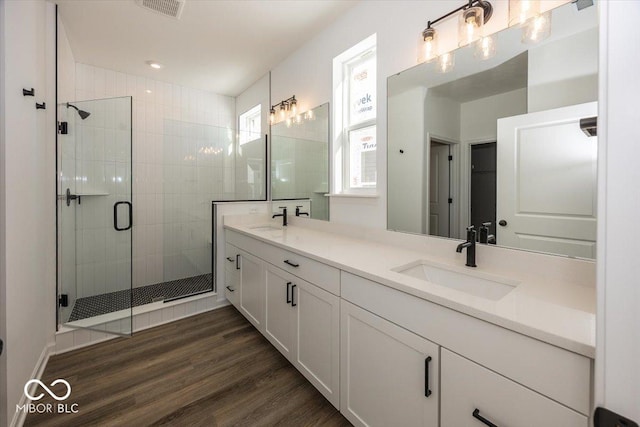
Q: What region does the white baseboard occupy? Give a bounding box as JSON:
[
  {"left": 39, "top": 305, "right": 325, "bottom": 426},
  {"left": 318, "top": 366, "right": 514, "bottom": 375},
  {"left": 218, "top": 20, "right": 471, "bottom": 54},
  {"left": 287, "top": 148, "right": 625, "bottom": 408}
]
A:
[{"left": 10, "top": 342, "right": 54, "bottom": 427}]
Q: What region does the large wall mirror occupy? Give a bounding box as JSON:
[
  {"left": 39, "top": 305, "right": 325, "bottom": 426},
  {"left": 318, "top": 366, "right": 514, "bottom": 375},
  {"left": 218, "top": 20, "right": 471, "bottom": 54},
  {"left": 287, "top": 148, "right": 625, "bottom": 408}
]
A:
[
  {"left": 388, "top": 1, "right": 598, "bottom": 259},
  {"left": 271, "top": 103, "right": 330, "bottom": 220}
]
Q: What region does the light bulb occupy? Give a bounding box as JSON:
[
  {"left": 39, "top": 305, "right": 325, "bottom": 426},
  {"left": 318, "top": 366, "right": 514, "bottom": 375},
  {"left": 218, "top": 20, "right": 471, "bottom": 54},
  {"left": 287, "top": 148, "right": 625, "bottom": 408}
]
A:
[
  {"left": 306, "top": 109, "right": 314, "bottom": 120},
  {"left": 419, "top": 27, "right": 438, "bottom": 63},
  {"left": 290, "top": 98, "right": 297, "bottom": 116},
  {"left": 522, "top": 11, "right": 551, "bottom": 43},
  {"left": 279, "top": 105, "right": 286, "bottom": 120},
  {"left": 509, "top": 0, "right": 540, "bottom": 26},
  {"left": 475, "top": 35, "right": 496, "bottom": 60},
  {"left": 459, "top": 6, "right": 483, "bottom": 47},
  {"left": 269, "top": 108, "right": 276, "bottom": 124},
  {"left": 437, "top": 52, "right": 454, "bottom": 73}
]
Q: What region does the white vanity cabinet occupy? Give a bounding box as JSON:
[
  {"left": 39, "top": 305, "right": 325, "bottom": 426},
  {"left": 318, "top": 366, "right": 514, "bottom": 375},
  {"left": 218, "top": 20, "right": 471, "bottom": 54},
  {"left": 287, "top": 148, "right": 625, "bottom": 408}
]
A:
[
  {"left": 237, "top": 249, "right": 265, "bottom": 332},
  {"left": 224, "top": 226, "right": 593, "bottom": 425},
  {"left": 340, "top": 300, "right": 440, "bottom": 427},
  {"left": 225, "top": 229, "right": 341, "bottom": 408}
]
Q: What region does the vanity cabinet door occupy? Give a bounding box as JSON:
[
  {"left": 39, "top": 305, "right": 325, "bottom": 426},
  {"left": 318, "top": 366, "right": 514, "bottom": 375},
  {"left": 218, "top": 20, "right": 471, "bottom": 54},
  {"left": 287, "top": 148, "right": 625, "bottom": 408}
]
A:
[
  {"left": 340, "top": 300, "right": 439, "bottom": 427},
  {"left": 238, "top": 250, "right": 265, "bottom": 332},
  {"left": 441, "top": 348, "right": 588, "bottom": 427},
  {"left": 293, "top": 278, "right": 340, "bottom": 408},
  {"left": 264, "top": 265, "right": 296, "bottom": 359},
  {"left": 224, "top": 243, "right": 240, "bottom": 308}
]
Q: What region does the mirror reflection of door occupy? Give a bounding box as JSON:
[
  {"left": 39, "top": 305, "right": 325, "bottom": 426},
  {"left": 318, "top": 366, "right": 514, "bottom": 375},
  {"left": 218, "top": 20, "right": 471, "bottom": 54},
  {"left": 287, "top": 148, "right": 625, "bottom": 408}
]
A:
[
  {"left": 496, "top": 102, "right": 598, "bottom": 258},
  {"left": 470, "top": 142, "right": 497, "bottom": 241},
  {"left": 429, "top": 140, "right": 451, "bottom": 238}
]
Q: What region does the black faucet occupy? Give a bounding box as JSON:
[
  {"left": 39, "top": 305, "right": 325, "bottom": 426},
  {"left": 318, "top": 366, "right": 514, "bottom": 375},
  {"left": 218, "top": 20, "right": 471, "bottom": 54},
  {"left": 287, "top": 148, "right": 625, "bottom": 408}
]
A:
[
  {"left": 456, "top": 226, "right": 477, "bottom": 267},
  {"left": 272, "top": 206, "right": 287, "bottom": 226},
  {"left": 479, "top": 222, "right": 496, "bottom": 245},
  {"left": 295, "top": 206, "right": 309, "bottom": 217}
]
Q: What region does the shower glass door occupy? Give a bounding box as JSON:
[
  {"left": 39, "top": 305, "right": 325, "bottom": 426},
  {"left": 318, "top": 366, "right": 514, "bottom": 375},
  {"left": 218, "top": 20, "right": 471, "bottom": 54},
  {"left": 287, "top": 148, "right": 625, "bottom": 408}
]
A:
[{"left": 57, "top": 96, "right": 133, "bottom": 336}]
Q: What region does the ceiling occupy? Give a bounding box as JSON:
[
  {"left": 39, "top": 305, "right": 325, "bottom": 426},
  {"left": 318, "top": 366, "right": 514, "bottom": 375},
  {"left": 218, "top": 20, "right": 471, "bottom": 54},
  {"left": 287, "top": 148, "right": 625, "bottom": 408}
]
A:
[{"left": 56, "top": 0, "right": 358, "bottom": 96}]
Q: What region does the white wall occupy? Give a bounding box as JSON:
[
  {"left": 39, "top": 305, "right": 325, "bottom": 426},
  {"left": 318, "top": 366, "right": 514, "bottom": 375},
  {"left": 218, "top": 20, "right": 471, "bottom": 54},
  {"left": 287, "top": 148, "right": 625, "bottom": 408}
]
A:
[
  {"left": 387, "top": 87, "right": 427, "bottom": 233},
  {"left": 72, "top": 62, "right": 236, "bottom": 292},
  {"left": 460, "top": 88, "right": 527, "bottom": 142},
  {"left": 0, "top": 0, "right": 7, "bottom": 423},
  {"left": 528, "top": 28, "right": 598, "bottom": 113},
  {"left": 0, "top": 1, "right": 57, "bottom": 426},
  {"left": 596, "top": 1, "right": 640, "bottom": 422}
]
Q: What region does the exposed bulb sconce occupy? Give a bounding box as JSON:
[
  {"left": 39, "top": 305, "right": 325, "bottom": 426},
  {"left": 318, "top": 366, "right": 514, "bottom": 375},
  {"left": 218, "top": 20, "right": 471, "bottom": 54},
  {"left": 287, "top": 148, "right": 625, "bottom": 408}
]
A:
[
  {"left": 270, "top": 95, "right": 299, "bottom": 125},
  {"left": 419, "top": 27, "right": 438, "bottom": 63},
  {"left": 418, "top": 0, "right": 492, "bottom": 68},
  {"left": 459, "top": 5, "right": 485, "bottom": 47}
]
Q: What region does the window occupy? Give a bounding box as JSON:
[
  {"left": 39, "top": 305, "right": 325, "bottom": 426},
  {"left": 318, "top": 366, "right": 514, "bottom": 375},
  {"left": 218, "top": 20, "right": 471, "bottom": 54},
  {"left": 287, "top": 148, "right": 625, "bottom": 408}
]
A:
[
  {"left": 333, "top": 34, "right": 377, "bottom": 193},
  {"left": 238, "top": 104, "right": 261, "bottom": 146}
]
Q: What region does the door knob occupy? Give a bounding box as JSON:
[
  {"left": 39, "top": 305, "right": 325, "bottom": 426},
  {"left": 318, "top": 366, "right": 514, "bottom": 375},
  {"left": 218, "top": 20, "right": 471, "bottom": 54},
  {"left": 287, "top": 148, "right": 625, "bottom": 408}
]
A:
[{"left": 498, "top": 220, "right": 507, "bottom": 226}]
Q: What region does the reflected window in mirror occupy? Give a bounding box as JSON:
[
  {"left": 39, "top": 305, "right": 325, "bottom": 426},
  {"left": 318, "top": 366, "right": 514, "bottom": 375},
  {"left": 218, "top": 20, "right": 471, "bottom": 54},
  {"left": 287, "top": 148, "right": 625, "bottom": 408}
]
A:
[
  {"left": 388, "top": 1, "right": 598, "bottom": 259},
  {"left": 271, "top": 103, "right": 330, "bottom": 221}
]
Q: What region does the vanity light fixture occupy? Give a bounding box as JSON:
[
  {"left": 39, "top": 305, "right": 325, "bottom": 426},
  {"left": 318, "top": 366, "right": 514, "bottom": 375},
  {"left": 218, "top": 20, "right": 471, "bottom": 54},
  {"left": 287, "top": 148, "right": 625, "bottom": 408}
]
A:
[
  {"left": 270, "top": 95, "right": 297, "bottom": 125},
  {"left": 459, "top": 5, "right": 485, "bottom": 47},
  {"left": 418, "top": 0, "right": 493, "bottom": 68}
]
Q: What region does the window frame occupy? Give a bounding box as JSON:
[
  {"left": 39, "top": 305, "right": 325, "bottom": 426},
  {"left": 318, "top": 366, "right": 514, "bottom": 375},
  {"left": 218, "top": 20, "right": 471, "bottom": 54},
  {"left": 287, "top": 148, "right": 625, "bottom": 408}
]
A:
[{"left": 238, "top": 104, "right": 261, "bottom": 146}]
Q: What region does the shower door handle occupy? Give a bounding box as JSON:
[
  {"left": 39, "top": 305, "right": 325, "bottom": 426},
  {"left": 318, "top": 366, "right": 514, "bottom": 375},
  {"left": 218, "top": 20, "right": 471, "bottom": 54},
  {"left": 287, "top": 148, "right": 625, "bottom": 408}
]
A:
[{"left": 114, "top": 201, "right": 132, "bottom": 231}]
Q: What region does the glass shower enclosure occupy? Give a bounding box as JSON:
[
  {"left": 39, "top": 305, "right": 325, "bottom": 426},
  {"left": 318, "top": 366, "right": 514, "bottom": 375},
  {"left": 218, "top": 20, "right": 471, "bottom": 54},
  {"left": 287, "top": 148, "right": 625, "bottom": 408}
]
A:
[{"left": 57, "top": 97, "right": 133, "bottom": 335}]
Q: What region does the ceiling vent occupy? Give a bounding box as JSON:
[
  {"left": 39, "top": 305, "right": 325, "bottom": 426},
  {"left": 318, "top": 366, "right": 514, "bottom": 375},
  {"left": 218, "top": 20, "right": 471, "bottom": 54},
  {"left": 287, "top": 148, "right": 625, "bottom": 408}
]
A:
[{"left": 135, "top": 0, "right": 185, "bottom": 20}]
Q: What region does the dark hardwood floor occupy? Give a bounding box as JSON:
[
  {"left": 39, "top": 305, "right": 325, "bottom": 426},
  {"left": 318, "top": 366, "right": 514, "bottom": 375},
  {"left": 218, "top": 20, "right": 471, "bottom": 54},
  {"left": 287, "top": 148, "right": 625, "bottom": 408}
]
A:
[{"left": 25, "top": 306, "right": 351, "bottom": 427}]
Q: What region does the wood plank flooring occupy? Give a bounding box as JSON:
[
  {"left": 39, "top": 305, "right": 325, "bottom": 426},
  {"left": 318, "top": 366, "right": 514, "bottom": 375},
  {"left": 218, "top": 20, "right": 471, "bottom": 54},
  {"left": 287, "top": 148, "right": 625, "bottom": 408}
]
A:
[{"left": 25, "top": 306, "right": 351, "bottom": 427}]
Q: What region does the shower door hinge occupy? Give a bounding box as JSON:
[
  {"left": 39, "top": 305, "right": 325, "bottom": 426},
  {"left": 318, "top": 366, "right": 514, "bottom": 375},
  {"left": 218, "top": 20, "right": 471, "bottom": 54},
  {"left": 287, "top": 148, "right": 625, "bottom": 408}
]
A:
[
  {"left": 448, "top": 198, "right": 453, "bottom": 204},
  {"left": 448, "top": 155, "right": 453, "bottom": 161},
  {"left": 58, "top": 294, "right": 69, "bottom": 307},
  {"left": 58, "top": 121, "right": 68, "bottom": 134}
]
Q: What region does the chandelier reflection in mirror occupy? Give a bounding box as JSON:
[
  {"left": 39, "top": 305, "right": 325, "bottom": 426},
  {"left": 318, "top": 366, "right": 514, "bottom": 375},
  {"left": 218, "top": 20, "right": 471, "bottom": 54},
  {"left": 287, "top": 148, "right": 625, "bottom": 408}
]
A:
[{"left": 418, "top": 0, "right": 554, "bottom": 73}]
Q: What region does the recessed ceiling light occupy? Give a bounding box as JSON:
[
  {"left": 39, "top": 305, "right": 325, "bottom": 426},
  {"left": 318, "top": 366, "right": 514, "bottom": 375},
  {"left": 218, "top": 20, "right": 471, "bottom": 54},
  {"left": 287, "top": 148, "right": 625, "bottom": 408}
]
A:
[
  {"left": 146, "top": 60, "right": 163, "bottom": 69},
  {"left": 145, "top": 89, "right": 153, "bottom": 94}
]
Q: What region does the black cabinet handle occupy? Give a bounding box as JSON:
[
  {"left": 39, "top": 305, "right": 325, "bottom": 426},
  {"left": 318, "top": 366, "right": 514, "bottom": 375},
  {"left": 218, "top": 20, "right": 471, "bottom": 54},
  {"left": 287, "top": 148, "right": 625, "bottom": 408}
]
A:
[
  {"left": 291, "top": 284, "right": 297, "bottom": 307},
  {"left": 225, "top": 286, "right": 234, "bottom": 292},
  {"left": 424, "top": 356, "right": 432, "bottom": 397},
  {"left": 286, "top": 282, "right": 292, "bottom": 304},
  {"left": 473, "top": 409, "right": 498, "bottom": 427},
  {"left": 236, "top": 254, "right": 241, "bottom": 270},
  {"left": 36, "top": 102, "right": 46, "bottom": 110},
  {"left": 284, "top": 260, "right": 299, "bottom": 268},
  {"left": 23, "top": 88, "right": 35, "bottom": 96},
  {"left": 113, "top": 201, "right": 132, "bottom": 231},
  {"left": 226, "top": 257, "right": 234, "bottom": 263}
]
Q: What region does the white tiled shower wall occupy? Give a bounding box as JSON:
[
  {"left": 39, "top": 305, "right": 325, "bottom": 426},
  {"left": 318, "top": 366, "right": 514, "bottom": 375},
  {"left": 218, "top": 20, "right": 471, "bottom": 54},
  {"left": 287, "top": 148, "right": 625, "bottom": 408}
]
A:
[{"left": 73, "top": 63, "right": 236, "bottom": 289}]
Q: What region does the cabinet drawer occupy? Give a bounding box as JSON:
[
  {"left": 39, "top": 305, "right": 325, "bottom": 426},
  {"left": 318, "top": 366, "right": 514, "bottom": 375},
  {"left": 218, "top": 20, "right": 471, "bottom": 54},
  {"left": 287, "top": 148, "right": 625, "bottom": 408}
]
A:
[
  {"left": 226, "top": 229, "right": 340, "bottom": 295},
  {"left": 341, "top": 271, "right": 592, "bottom": 415},
  {"left": 441, "top": 349, "right": 588, "bottom": 427}
]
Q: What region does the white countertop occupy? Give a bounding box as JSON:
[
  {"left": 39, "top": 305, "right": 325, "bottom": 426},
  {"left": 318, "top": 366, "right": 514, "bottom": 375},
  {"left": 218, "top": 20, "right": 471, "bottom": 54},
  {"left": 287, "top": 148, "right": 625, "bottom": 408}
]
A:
[{"left": 224, "top": 218, "right": 596, "bottom": 358}]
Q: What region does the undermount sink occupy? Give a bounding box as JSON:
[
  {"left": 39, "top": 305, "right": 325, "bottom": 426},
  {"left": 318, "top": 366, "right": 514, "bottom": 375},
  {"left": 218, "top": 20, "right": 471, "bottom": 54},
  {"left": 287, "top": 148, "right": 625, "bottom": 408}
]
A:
[
  {"left": 392, "top": 260, "right": 519, "bottom": 301},
  {"left": 249, "top": 225, "right": 282, "bottom": 232}
]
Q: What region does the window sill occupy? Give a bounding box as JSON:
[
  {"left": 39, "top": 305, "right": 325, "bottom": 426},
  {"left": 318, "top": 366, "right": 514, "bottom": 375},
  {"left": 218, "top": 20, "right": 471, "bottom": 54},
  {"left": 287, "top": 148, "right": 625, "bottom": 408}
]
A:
[{"left": 325, "top": 193, "right": 380, "bottom": 199}]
